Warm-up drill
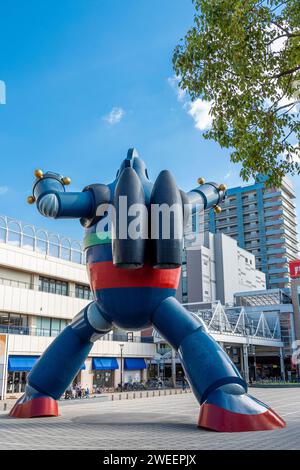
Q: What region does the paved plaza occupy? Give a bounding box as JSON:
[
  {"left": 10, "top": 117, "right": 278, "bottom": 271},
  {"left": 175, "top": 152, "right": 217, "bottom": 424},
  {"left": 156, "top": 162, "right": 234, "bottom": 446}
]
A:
[{"left": 0, "top": 387, "right": 299, "bottom": 450}]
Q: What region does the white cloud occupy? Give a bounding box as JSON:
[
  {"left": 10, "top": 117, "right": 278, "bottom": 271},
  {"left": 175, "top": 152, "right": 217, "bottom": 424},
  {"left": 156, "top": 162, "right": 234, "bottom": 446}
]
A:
[
  {"left": 224, "top": 171, "right": 232, "bottom": 180},
  {"left": 0, "top": 80, "right": 6, "bottom": 105},
  {"left": 167, "top": 76, "right": 187, "bottom": 102},
  {"left": 168, "top": 75, "right": 212, "bottom": 131},
  {"left": 290, "top": 144, "right": 300, "bottom": 163},
  {"left": 268, "top": 22, "right": 288, "bottom": 54},
  {"left": 187, "top": 99, "right": 213, "bottom": 131},
  {"left": 103, "top": 107, "right": 125, "bottom": 125},
  {"left": 0, "top": 186, "right": 8, "bottom": 195},
  {"left": 270, "top": 33, "right": 287, "bottom": 54}
]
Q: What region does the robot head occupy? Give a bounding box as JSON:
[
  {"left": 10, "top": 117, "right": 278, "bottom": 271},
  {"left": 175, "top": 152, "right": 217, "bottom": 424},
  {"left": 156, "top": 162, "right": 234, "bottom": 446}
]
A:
[{"left": 116, "top": 148, "right": 149, "bottom": 180}]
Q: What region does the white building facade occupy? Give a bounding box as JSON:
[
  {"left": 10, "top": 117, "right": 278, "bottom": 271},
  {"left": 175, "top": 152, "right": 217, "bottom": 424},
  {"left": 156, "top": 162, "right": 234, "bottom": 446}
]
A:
[{"left": 178, "top": 232, "right": 266, "bottom": 305}]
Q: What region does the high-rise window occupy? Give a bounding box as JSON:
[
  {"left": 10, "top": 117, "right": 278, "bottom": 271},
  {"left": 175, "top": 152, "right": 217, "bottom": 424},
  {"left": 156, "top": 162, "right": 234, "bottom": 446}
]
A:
[
  {"left": 39, "top": 276, "right": 68, "bottom": 296},
  {"left": 0, "top": 312, "right": 28, "bottom": 329},
  {"left": 75, "top": 284, "right": 93, "bottom": 300},
  {"left": 35, "top": 316, "right": 69, "bottom": 336}
]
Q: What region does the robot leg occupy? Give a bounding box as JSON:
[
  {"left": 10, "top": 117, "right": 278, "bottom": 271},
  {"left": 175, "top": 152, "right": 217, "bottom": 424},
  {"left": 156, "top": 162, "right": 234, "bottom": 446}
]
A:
[
  {"left": 9, "top": 302, "right": 112, "bottom": 418},
  {"left": 151, "top": 297, "right": 285, "bottom": 432}
]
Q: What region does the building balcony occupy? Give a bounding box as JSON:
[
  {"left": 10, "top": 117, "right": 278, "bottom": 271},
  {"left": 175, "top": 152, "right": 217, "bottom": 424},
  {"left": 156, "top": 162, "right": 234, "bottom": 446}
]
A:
[
  {"left": 265, "top": 229, "right": 285, "bottom": 236},
  {"left": 7, "top": 333, "right": 156, "bottom": 358},
  {"left": 268, "top": 267, "right": 289, "bottom": 275},
  {"left": 266, "top": 248, "right": 287, "bottom": 255},
  {"left": 264, "top": 209, "right": 284, "bottom": 218},
  {"left": 267, "top": 257, "right": 288, "bottom": 265},
  {"left": 264, "top": 200, "right": 282, "bottom": 209},
  {"left": 243, "top": 214, "right": 258, "bottom": 222},
  {"left": 266, "top": 238, "right": 285, "bottom": 246},
  {"left": 0, "top": 240, "right": 88, "bottom": 285},
  {"left": 242, "top": 206, "right": 258, "bottom": 215},
  {"left": 0, "top": 324, "right": 154, "bottom": 343},
  {"left": 269, "top": 277, "right": 290, "bottom": 285},
  {"left": 0, "top": 283, "right": 89, "bottom": 321},
  {"left": 221, "top": 201, "right": 237, "bottom": 209},
  {"left": 265, "top": 219, "right": 284, "bottom": 227},
  {"left": 244, "top": 233, "right": 260, "bottom": 241},
  {"left": 263, "top": 191, "right": 281, "bottom": 200}
]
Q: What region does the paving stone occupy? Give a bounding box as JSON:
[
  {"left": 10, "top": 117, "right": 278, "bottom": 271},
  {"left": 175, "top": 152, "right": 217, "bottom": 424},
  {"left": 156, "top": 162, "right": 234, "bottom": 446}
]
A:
[{"left": 0, "top": 387, "right": 299, "bottom": 450}]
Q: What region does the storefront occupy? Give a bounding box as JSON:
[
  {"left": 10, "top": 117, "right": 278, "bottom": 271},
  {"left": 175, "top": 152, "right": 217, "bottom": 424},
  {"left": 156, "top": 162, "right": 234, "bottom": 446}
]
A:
[
  {"left": 6, "top": 355, "right": 86, "bottom": 395},
  {"left": 123, "top": 358, "right": 147, "bottom": 383},
  {"left": 7, "top": 355, "right": 39, "bottom": 394},
  {"left": 92, "top": 357, "right": 119, "bottom": 390}
]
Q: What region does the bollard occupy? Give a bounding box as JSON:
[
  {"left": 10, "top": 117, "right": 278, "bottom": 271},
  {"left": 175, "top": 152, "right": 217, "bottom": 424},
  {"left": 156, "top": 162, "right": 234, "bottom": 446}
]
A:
[
  {"left": 164, "top": 390, "right": 166, "bottom": 396},
  {"left": 133, "top": 392, "right": 135, "bottom": 399},
  {"left": 159, "top": 390, "right": 161, "bottom": 397},
  {"left": 153, "top": 391, "right": 155, "bottom": 397},
  {"left": 140, "top": 392, "right": 142, "bottom": 398},
  {"left": 147, "top": 391, "right": 149, "bottom": 398},
  {"left": 112, "top": 394, "right": 114, "bottom": 401},
  {"left": 126, "top": 393, "right": 129, "bottom": 400},
  {"left": 119, "top": 394, "right": 121, "bottom": 400},
  {"left": 3, "top": 403, "right": 7, "bottom": 411}
]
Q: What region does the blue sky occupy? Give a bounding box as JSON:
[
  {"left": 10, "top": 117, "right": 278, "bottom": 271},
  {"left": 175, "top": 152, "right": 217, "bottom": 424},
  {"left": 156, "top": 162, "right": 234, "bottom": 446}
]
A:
[{"left": 0, "top": 0, "right": 299, "bottom": 241}]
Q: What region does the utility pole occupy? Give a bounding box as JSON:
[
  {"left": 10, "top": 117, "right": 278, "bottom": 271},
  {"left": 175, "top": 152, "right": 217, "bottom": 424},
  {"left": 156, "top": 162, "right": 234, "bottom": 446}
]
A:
[
  {"left": 171, "top": 349, "right": 176, "bottom": 388},
  {"left": 119, "top": 343, "right": 124, "bottom": 391}
]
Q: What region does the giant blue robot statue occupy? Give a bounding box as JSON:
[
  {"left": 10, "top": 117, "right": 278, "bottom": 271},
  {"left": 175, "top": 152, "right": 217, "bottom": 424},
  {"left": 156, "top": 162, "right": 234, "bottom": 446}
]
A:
[{"left": 10, "top": 149, "right": 285, "bottom": 432}]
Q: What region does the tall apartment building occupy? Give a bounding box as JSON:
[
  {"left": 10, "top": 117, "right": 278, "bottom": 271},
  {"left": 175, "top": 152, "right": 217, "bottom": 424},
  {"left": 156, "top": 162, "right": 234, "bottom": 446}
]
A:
[
  {"left": 0, "top": 216, "right": 155, "bottom": 399},
  {"left": 204, "top": 176, "right": 299, "bottom": 290}
]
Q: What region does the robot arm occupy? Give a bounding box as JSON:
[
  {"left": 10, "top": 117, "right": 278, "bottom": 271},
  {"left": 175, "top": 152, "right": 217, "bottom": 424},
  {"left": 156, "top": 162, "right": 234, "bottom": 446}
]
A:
[
  {"left": 27, "top": 170, "right": 110, "bottom": 221},
  {"left": 185, "top": 178, "right": 227, "bottom": 214}
]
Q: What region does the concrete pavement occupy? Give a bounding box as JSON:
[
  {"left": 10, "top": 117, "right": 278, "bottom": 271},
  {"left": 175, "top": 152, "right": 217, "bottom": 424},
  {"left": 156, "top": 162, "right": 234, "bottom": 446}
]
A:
[{"left": 0, "top": 387, "right": 299, "bottom": 450}]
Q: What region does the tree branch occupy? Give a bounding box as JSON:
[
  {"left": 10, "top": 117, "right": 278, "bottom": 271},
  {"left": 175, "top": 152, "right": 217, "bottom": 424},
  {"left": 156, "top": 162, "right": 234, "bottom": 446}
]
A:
[
  {"left": 270, "top": 21, "right": 290, "bottom": 34},
  {"left": 271, "top": 2, "right": 287, "bottom": 13},
  {"left": 271, "top": 65, "right": 300, "bottom": 79},
  {"left": 282, "top": 125, "right": 298, "bottom": 143},
  {"left": 275, "top": 101, "right": 299, "bottom": 113},
  {"left": 267, "top": 32, "right": 300, "bottom": 46}
]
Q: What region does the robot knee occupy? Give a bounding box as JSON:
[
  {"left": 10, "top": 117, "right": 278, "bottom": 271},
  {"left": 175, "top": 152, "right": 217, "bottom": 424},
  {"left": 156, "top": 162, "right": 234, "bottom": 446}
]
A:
[{"left": 71, "top": 302, "right": 112, "bottom": 342}]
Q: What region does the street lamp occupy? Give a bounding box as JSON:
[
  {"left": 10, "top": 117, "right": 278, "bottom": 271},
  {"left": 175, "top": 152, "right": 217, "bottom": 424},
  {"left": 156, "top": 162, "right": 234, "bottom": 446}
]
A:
[{"left": 119, "top": 343, "right": 124, "bottom": 392}]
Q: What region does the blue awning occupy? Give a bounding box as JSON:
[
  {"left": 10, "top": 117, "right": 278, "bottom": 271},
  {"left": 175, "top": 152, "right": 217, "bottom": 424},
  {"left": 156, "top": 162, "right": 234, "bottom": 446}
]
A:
[
  {"left": 8, "top": 356, "right": 39, "bottom": 372},
  {"left": 92, "top": 357, "right": 119, "bottom": 370},
  {"left": 124, "top": 358, "right": 147, "bottom": 370},
  {"left": 8, "top": 356, "right": 85, "bottom": 372}
]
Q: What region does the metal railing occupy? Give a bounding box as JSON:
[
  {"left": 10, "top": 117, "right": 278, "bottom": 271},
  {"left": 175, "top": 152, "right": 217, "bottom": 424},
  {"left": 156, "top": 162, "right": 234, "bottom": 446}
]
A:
[
  {"left": 184, "top": 302, "right": 281, "bottom": 340},
  {"left": 154, "top": 301, "right": 282, "bottom": 344},
  {"left": 0, "top": 215, "right": 85, "bottom": 264}
]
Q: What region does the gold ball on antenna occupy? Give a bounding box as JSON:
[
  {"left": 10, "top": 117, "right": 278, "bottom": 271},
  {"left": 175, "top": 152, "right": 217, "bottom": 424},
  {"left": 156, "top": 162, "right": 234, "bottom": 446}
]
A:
[
  {"left": 62, "top": 176, "right": 71, "bottom": 185},
  {"left": 34, "top": 169, "right": 43, "bottom": 179},
  {"left": 197, "top": 177, "right": 205, "bottom": 185},
  {"left": 27, "top": 195, "right": 36, "bottom": 204}
]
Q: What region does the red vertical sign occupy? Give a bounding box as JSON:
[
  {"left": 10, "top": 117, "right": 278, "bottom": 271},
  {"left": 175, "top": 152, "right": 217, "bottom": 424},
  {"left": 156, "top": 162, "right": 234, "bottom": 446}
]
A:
[{"left": 289, "top": 260, "right": 300, "bottom": 278}]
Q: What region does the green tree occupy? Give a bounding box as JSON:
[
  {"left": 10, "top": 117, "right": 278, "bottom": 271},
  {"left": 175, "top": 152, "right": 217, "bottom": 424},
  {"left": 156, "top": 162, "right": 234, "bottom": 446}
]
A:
[{"left": 173, "top": 0, "right": 300, "bottom": 186}]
